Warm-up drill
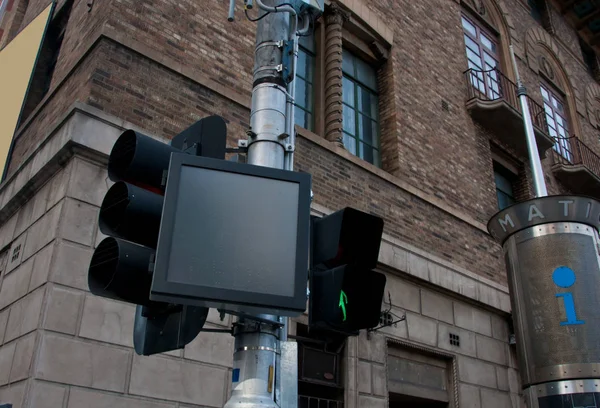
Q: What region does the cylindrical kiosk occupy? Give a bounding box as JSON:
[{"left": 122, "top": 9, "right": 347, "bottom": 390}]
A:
[{"left": 488, "top": 196, "right": 600, "bottom": 408}]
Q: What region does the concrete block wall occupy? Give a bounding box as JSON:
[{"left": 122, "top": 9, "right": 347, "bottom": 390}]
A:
[
  {"left": 0, "top": 155, "right": 234, "bottom": 408},
  {"left": 343, "top": 272, "right": 524, "bottom": 408}
]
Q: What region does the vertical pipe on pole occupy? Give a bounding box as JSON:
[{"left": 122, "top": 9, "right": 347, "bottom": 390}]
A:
[
  {"left": 509, "top": 45, "right": 548, "bottom": 198},
  {"left": 224, "top": 2, "right": 297, "bottom": 408}
]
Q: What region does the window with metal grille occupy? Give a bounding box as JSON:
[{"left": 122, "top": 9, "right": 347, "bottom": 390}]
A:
[{"left": 341, "top": 48, "right": 381, "bottom": 167}]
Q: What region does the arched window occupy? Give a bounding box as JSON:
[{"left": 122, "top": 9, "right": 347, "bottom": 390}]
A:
[
  {"left": 461, "top": 13, "right": 501, "bottom": 99},
  {"left": 541, "top": 82, "right": 572, "bottom": 162}
]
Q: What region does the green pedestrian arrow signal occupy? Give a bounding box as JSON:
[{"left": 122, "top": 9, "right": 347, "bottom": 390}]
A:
[{"left": 339, "top": 290, "right": 348, "bottom": 321}]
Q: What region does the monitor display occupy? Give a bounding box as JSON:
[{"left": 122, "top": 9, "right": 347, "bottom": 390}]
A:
[
  {"left": 167, "top": 165, "right": 299, "bottom": 297},
  {"left": 151, "top": 154, "right": 311, "bottom": 316}
]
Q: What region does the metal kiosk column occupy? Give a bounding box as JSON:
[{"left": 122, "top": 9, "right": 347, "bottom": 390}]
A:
[{"left": 488, "top": 197, "right": 600, "bottom": 408}]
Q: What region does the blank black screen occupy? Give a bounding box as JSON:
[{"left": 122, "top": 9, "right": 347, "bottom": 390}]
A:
[{"left": 165, "top": 165, "right": 299, "bottom": 297}]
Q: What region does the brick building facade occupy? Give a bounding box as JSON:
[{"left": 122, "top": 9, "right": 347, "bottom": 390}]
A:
[{"left": 0, "top": 0, "right": 599, "bottom": 406}]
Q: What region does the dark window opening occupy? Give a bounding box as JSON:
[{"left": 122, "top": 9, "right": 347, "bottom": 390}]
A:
[
  {"left": 528, "top": 0, "right": 552, "bottom": 32},
  {"left": 20, "top": 0, "right": 74, "bottom": 123},
  {"left": 494, "top": 162, "right": 517, "bottom": 211},
  {"left": 580, "top": 38, "right": 598, "bottom": 78},
  {"left": 389, "top": 393, "right": 449, "bottom": 408}
]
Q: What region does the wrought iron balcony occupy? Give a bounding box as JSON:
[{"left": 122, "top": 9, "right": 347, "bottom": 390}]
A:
[
  {"left": 464, "top": 68, "right": 555, "bottom": 157},
  {"left": 552, "top": 136, "right": 600, "bottom": 198}
]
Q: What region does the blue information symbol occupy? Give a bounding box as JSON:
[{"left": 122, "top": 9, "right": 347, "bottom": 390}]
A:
[
  {"left": 552, "top": 266, "right": 577, "bottom": 288},
  {"left": 552, "top": 266, "right": 585, "bottom": 326}
]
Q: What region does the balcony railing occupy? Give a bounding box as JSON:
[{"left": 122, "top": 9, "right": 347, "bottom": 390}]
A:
[
  {"left": 299, "top": 396, "right": 343, "bottom": 408},
  {"left": 464, "top": 68, "right": 549, "bottom": 132},
  {"left": 551, "top": 136, "right": 600, "bottom": 197},
  {"left": 552, "top": 136, "right": 600, "bottom": 174}
]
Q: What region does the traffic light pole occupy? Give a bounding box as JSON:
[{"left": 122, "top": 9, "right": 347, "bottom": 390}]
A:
[{"left": 224, "top": 1, "right": 298, "bottom": 407}]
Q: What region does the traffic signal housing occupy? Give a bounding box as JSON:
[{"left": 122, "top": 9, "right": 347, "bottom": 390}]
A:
[
  {"left": 89, "top": 130, "right": 179, "bottom": 305},
  {"left": 88, "top": 117, "right": 228, "bottom": 355},
  {"left": 309, "top": 208, "right": 387, "bottom": 335}
]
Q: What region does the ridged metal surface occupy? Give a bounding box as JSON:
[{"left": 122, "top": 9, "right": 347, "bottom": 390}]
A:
[{"left": 505, "top": 223, "right": 600, "bottom": 386}]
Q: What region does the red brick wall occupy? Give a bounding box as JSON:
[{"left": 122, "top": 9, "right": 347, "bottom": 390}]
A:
[{"left": 9, "top": 0, "right": 600, "bottom": 285}]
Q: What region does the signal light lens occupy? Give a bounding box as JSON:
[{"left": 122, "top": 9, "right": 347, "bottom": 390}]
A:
[
  {"left": 99, "top": 182, "right": 164, "bottom": 248},
  {"left": 89, "top": 237, "right": 158, "bottom": 306}
]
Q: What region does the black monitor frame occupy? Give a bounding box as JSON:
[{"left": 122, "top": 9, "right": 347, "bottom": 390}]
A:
[{"left": 151, "top": 153, "right": 311, "bottom": 316}]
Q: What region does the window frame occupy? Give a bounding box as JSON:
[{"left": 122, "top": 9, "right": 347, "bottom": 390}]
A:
[
  {"left": 461, "top": 13, "right": 502, "bottom": 100},
  {"left": 540, "top": 82, "right": 573, "bottom": 162},
  {"left": 294, "top": 34, "right": 316, "bottom": 132},
  {"left": 493, "top": 162, "right": 517, "bottom": 211},
  {"left": 341, "top": 48, "right": 381, "bottom": 167}
]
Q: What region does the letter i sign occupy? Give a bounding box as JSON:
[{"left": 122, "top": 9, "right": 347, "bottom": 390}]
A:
[{"left": 552, "top": 266, "right": 585, "bottom": 326}]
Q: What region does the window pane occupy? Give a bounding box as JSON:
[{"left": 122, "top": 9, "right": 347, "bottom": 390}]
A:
[
  {"left": 359, "top": 114, "right": 375, "bottom": 144},
  {"left": 464, "top": 35, "right": 479, "bottom": 54},
  {"left": 468, "top": 60, "right": 482, "bottom": 71},
  {"left": 370, "top": 93, "right": 379, "bottom": 118},
  {"left": 304, "top": 52, "right": 314, "bottom": 83},
  {"left": 466, "top": 49, "right": 482, "bottom": 66},
  {"left": 360, "top": 142, "right": 376, "bottom": 165},
  {"left": 481, "top": 34, "right": 497, "bottom": 54},
  {"left": 296, "top": 78, "right": 308, "bottom": 109},
  {"left": 343, "top": 105, "right": 356, "bottom": 135},
  {"left": 343, "top": 133, "right": 357, "bottom": 155},
  {"left": 494, "top": 172, "right": 514, "bottom": 195},
  {"left": 497, "top": 191, "right": 515, "bottom": 211},
  {"left": 540, "top": 87, "right": 549, "bottom": 101},
  {"left": 358, "top": 87, "right": 376, "bottom": 117},
  {"left": 297, "top": 49, "right": 308, "bottom": 79},
  {"left": 342, "top": 49, "right": 354, "bottom": 75},
  {"left": 483, "top": 52, "right": 497, "bottom": 68},
  {"left": 555, "top": 115, "right": 563, "bottom": 126},
  {"left": 356, "top": 58, "right": 378, "bottom": 91},
  {"left": 298, "top": 33, "right": 315, "bottom": 53},
  {"left": 343, "top": 77, "right": 355, "bottom": 106},
  {"left": 294, "top": 106, "right": 308, "bottom": 129},
  {"left": 372, "top": 120, "right": 379, "bottom": 146},
  {"left": 462, "top": 17, "right": 477, "bottom": 36}
]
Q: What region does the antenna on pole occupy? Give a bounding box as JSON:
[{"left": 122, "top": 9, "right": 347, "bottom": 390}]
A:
[{"left": 509, "top": 44, "right": 548, "bottom": 198}]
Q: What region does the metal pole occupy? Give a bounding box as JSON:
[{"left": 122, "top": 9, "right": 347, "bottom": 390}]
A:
[
  {"left": 509, "top": 45, "right": 548, "bottom": 197},
  {"left": 224, "top": 1, "right": 297, "bottom": 407}
]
